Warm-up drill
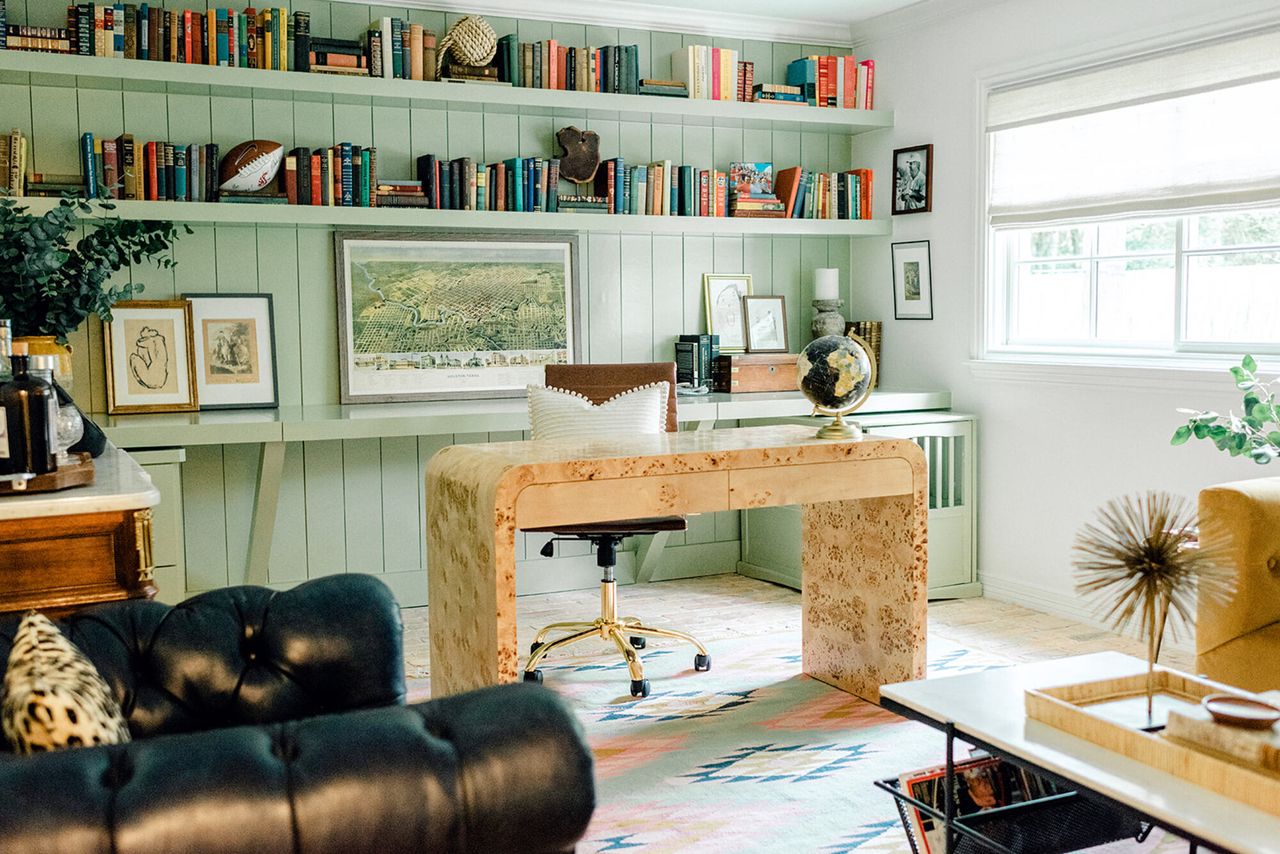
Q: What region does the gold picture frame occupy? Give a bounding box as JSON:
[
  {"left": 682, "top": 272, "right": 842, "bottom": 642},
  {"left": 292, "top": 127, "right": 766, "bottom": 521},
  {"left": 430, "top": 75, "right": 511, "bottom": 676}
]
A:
[
  {"left": 103, "top": 300, "right": 199, "bottom": 414},
  {"left": 703, "top": 273, "right": 753, "bottom": 353}
]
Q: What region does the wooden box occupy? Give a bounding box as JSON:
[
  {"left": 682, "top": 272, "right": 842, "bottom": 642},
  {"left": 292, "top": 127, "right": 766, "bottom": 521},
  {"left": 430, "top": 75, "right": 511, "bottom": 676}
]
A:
[
  {"left": 1026, "top": 669, "right": 1280, "bottom": 817},
  {"left": 711, "top": 354, "right": 798, "bottom": 393}
]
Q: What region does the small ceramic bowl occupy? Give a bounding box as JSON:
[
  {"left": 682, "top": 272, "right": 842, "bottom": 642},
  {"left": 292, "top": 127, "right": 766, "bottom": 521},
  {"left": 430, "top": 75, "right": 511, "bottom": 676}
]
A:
[{"left": 1202, "top": 694, "right": 1280, "bottom": 730}]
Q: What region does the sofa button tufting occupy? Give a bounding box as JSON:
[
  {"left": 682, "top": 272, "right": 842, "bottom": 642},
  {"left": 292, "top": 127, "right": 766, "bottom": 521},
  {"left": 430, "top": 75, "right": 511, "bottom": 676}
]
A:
[{"left": 1269, "top": 556, "right": 1280, "bottom": 574}]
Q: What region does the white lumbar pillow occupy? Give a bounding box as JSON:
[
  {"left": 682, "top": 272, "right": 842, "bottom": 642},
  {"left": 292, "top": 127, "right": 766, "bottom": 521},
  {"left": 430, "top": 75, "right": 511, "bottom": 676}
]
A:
[{"left": 527, "top": 382, "right": 668, "bottom": 441}]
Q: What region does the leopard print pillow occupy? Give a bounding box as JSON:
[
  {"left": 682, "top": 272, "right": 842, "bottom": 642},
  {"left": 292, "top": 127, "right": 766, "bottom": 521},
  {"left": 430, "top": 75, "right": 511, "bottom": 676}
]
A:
[{"left": 2, "top": 612, "right": 131, "bottom": 753}]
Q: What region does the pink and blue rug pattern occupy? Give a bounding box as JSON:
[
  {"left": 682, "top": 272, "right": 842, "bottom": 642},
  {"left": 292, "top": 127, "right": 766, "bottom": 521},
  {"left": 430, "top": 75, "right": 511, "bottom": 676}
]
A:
[{"left": 536, "top": 631, "right": 1182, "bottom": 853}]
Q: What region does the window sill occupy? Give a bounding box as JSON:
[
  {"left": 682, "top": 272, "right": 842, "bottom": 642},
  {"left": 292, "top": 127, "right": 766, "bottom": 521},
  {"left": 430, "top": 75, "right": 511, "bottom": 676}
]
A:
[{"left": 967, "top": 357, "right": 1241, "bottom": 392}]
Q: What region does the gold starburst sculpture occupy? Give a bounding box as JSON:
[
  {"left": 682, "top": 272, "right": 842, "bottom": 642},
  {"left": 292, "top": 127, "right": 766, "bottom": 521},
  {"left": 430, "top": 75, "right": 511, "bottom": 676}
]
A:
[{"left": 1073, "top": 491, "right": 1234, "bottom": 719}]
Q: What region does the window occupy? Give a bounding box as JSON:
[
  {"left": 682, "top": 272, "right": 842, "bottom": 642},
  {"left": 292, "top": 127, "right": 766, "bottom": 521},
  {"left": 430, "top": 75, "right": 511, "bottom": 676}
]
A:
[
  {"left": 993, "top": 207, "right": 1280, "bottom": 355},
  {"left": 983, "top": 28, "right": 1280, "bottom": 362}
]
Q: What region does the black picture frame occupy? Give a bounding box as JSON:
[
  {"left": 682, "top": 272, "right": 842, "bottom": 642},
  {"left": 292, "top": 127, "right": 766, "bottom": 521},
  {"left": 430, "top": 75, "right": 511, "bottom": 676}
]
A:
[
  {"left": 892, "top": 144, "right": 933, "bottom": 215},
  {"left": 891, "top": 240, "right": 934, "bottom": 320}
]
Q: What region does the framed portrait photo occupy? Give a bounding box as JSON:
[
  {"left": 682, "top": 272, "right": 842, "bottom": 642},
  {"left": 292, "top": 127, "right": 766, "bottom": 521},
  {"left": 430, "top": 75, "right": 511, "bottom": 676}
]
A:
[
  {"left": 103, "top": 300, "right": 199, "bottom": 414},
  {"left": 892, "top": 144, "right": 933, "bottom": 215},
  {"left": 184, "top": 293, "right": 279, "bottom": 410},
  {"left": 891, "top": 240, "right": 934, "bottom": 320},
  {"left": 703, "top": 274, "right": 752, "bottom": 353},
  {"left": 335, "top": 231, "right": 581, "bottom": 403},
  {"left": 743, "top": 295, "right": 789, "bottom": 353}
]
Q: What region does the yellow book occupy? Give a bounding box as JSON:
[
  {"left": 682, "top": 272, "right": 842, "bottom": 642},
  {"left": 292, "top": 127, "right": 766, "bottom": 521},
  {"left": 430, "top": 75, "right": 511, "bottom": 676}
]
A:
[
  {"left": 278, "top": 8, "right": 287, "bottom": 71},
  {"left": 207, "top": 9, "right": 216, "bottom": 66},
  {"left": 262, "top": 10, "right": 272, "bottom": 70}
]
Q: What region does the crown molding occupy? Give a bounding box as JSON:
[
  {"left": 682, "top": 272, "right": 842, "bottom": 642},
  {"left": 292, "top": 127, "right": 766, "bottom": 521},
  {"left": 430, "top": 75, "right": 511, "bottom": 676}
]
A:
[
  {"left": 849, "top": 0, "right": 1007, "bottom": 48},
  {"left": 329, "top": 0, "right": 855, "bottom": 47}
]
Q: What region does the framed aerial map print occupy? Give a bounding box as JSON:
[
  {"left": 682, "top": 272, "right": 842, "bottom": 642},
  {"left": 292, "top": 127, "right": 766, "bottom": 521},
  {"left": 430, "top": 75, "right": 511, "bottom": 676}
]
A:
[{"left": 334, "top": 232, "right": 581, "bottom": 403}]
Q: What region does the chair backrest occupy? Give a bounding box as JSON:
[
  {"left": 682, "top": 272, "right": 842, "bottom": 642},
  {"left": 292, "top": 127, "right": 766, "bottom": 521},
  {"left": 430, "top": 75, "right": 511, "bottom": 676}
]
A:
[{"left": 544, "top": 363, "right": 678, "bottom": 433}]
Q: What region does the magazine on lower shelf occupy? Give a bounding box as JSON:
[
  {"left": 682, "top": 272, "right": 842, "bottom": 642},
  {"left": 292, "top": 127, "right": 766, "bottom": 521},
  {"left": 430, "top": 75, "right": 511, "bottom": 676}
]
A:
[{"left": 897, "top": 753, "right": 1064, "bottom": 853}]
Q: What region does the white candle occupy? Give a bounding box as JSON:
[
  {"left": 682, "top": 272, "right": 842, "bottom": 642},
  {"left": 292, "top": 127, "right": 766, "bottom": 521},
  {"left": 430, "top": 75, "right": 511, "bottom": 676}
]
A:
[{"left": 814, "top": 268, "right": 839, "bottom": 301}]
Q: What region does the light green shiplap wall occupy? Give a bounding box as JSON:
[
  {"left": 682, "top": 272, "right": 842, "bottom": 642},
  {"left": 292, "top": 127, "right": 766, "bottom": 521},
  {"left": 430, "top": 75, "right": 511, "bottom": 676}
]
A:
[{"left": 5, "top": 0, "right": 857, "bottom": 605}]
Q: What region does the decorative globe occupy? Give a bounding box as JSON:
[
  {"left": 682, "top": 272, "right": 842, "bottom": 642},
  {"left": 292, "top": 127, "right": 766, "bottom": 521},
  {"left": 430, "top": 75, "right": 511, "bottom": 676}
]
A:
[{"left": 797, "top": 335, "right": 875, "bottom": 439}]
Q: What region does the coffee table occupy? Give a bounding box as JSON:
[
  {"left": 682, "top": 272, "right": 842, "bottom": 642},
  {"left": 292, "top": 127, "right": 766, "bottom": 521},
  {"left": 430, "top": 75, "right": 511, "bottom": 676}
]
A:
[{"left": 879, "top": 651, "right": 1280, "bottom": 854}]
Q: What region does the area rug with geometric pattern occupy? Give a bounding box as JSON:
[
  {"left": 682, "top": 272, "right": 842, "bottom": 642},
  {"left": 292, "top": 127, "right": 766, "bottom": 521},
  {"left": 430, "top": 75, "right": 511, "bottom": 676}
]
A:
[{"left": 525, "top": 630, "right": 1185, "bottom": 854}]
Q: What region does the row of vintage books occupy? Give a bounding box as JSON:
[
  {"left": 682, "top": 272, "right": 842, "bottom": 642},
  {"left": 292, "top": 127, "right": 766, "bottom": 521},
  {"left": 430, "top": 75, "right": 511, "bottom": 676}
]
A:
[{"left": 0, "top": 2, "right": 878, "bottom": 109}]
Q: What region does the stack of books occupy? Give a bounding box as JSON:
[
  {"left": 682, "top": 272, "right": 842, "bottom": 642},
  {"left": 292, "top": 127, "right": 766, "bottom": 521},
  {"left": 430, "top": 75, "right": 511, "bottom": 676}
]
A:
[
  {"left": 638, "top": 78, "right": 687, "bottom": 98},
  {"left": 785, "top": 55, "right": 875, "bottom": 108},
  {"left": 774, "top": 166, "right": 873, "bottom": 219},
  {"left": 303, "top": 34, "right": 369, "bottom": 76},
  {"left": 359, "top": 17, "right": 437, "bottom": 80},
  {"left": 4, "top": 23, "right": 72, "bottom": 52},
  {"left": 441, "top": 62, "right": 503, "bottom": 84},
  {"left": 284, "top": 144, "right": 378, "bottom": 206},
  {"left": 23, "top": 172, "right": 83, "bottom": 197},
  {"left": 753, "top": 83, "right": 806, "bottom": 104},
  {"left": 672, "top": 45, "right": 744, "bottom": 101},
  {"left": 728, "top": 162, "right": 785, "bottom": 218},
  {"left": 495, "top": 35, "right": 641, "bottom": 93},
  {"left": 558, "top": 195, "right": 608, "bottom": 213},
  {"left": 846, "top": 320, "right": 881, "bottom": 386},
  {"left": 0, "top": 128, "right": 28, "bottom": 197},
  {"left": 79, "top": 132, "right": 220, "bottom": 202},
  {"left": 375, "top": 179, "right": 426, "bottom": 208},
  {"left": 415, "top": 154, "right": 562, "bottom": 212}
]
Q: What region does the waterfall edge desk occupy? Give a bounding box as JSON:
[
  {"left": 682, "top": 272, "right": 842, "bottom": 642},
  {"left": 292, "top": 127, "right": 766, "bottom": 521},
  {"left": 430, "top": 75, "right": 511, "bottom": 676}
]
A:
[{"left": 425, "top": 425, "right": 928, "bottom": 700}]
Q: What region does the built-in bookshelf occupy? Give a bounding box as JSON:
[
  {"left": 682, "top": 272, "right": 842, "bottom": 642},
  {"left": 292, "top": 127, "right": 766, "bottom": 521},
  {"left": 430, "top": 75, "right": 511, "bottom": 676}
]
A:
[
  {"left": 0, "top": 50, "right": 893, "bottom": 135},
  {"left": 2, "top": 0, "right": 893, "bottom": 605},
  {"left": 14, "top": 196, "right": 892, "bottom": 235}
]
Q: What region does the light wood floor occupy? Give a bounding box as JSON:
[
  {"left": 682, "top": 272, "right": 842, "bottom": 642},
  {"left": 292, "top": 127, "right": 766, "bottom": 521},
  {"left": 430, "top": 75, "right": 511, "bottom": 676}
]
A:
[{"left": 401, "top": 573, "right": 1194, "bottom": 695}]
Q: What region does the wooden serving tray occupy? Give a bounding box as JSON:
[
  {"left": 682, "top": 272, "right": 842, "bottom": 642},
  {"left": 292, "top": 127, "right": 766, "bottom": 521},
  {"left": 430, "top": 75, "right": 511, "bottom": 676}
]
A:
[
  {"left": 1026, "top": 669, "right": 1280, "bottom": 817},
  {"left": 0, "top": 453, "right": 94, "bottom": 494}
]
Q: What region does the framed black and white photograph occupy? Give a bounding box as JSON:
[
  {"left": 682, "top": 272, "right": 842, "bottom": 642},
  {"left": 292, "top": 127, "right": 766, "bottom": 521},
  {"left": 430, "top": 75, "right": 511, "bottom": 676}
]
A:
[
  {"left": 335, "top": 232, "right": 581, "bottom": 403},
  {"left": 703, "top": 274, "right": 753, "bottom": 352},
  {"left": 103, "top": 300, "right": 199, "bottom": 414},
  {"left": 184, "top": 293, "right": 279, "bottom": 410},
  {"left": 892, "top": 144, "right": 933, "bottom": 215},
  {"left": 743, "top": 295, "right": 789, "bottom": 353},
  {"left": 891, "top": 240, "right": 934, "bottom": 319}
]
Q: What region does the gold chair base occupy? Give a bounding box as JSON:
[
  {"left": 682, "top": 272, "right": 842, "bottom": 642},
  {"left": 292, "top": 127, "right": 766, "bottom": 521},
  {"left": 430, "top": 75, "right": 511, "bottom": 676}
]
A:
[{"left": 524, "top": 580, "right": 708, "bottom": 684}]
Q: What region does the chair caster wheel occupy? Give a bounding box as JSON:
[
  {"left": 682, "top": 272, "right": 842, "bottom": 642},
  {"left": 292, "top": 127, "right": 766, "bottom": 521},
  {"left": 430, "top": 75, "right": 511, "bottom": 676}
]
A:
[
  {"left": 524, "top": 669, "right": 544, "bottom": 684},
  {"left": 694, "top": 653, "right": 711, "bottom": 672},
  {"left": 530, "top": 641, "right": 543, "bottom": 655},
  {"left": 629, "top": 636, "right": 646, "bottom": 649},
  {"left": 630, "top": 679, "right": 650, "bottom": 698}
]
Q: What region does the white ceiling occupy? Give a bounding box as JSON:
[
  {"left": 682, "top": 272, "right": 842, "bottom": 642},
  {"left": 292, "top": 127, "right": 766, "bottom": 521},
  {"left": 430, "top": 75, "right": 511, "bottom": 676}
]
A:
[{"left": 640, "top": 0, "right": 923, "bottom": 25}]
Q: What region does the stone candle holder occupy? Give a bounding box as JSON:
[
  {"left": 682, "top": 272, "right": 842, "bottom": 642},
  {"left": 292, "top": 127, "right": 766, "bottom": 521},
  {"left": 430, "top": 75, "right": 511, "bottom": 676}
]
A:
[{"left": 811, "top": 299, "right": 847, "bottom": 340}]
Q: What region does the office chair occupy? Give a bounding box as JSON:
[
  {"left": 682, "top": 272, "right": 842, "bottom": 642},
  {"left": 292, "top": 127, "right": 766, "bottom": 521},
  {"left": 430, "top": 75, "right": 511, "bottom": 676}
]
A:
[{"left": 522, "top": 362, "right": 711, "bottom": 698}]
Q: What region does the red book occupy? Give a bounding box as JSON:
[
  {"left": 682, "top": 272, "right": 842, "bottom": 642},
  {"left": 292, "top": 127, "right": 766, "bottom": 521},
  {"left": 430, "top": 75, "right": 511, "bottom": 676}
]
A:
[
  {"left": 192, "top": 14, "right": 203, "bottom": 65},
  {"left": 496, "top": 164, "right": 505, "bottom": 211},
  {"left": 842, "top": 56, "right": 857, "bottom": 109},
  {"left": 145, "top": 141, "right": 158, "bottom": 200},
  {"left": 309, "top": 154, "right": 322, "bottom": 205},
  {"left": 859, "top": 59, "right": 875, "bottom": 110},
  {"left": 284, "top": 155, "right": 298, "bottom": 204},
  {"left": 774, "top": 166, "right": 802, "bottom": 217},
  {"left": 711, "top": 47, "right": 720, "bottom": 100},
  {"left": 547, "top": 39, "right": 558, "bottom": 90},
  {"left": 699, "top": 170, "right": 709, "bottom": 216},
  {"left": 183, "top": 9, "right": 193, "bottom": 63},
  {"left": 557, "top": 46, "right": 567, "bottom": 91},
  {"left": 435, "top": 160, "right": 442, "bottom": 209}
]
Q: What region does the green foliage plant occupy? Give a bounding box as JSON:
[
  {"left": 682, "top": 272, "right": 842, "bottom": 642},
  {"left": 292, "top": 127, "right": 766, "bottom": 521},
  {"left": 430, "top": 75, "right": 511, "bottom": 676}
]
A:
[
  {"left": 1172, "top": 355, "right": 1280, "bottom": 465},
  {"left": 0, "top": 196, "right": 188, "bottom": 342}
]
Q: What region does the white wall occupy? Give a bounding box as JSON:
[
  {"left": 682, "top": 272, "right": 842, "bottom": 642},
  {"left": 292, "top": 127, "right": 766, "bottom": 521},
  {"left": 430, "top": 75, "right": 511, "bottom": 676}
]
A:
[{"left": 846, "top": 0, "right": 1280, "bottom": 629}]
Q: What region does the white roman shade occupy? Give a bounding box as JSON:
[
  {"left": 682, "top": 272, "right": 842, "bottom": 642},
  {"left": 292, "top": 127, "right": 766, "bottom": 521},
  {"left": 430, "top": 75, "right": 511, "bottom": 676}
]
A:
[{"left": 987, "top": 27, "right": 1280, "bottom": 225}]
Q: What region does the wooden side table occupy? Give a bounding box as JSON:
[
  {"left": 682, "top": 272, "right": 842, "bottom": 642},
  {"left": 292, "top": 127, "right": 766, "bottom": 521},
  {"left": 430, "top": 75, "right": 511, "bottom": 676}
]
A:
[{"left": 0, "top": 447, "right": 161, "bottom": 616}]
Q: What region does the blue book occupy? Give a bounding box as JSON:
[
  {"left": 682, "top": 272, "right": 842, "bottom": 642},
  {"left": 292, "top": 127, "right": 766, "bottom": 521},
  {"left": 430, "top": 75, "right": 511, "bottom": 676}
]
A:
[
  {"left": 173, "top": 146, "right": 187, "bottom": 201},
  {"left": 791, "top": 170, "right": 808, "bottom": 218},
  {"left": 533, "top": 159, "right": 543, "bottom": 212},
  {"left": 80, "top": 133, "right": 97, "bottom": 198},
  {"left": 525, "top": 158, "right": 535, "bottom": 213},
  {"left": 216, "top": 9, "right": 228, "bottom": 65},
  {"left": 503, "top": 158, "right": 521, "bottom": 212},
  {"left": 138, "top": 4, "right": 148, "bottom": 59},
  {"left": 614, "top": 158, "right": 625, "bottom": 215},
  {"left": 113, "top": 3, "right": 124, "bottom": 55},
  {"left": 340, "top": 142, "right": 353, "bottom": 206}
]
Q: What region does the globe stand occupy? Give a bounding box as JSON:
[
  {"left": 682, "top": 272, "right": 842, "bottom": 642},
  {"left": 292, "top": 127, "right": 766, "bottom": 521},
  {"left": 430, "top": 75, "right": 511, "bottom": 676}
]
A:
[{"left": 814, "top": 408, "right": 862, "bottom": 440}]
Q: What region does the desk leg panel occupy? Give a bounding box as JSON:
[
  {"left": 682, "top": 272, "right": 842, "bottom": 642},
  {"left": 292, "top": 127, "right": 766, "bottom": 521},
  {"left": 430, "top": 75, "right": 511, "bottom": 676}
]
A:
[
  {"left": 801, "top": 493, "right": 927, "bottom": 702},
  {"left": 426, "top": 460, "right": 520, "bottom": 698}
]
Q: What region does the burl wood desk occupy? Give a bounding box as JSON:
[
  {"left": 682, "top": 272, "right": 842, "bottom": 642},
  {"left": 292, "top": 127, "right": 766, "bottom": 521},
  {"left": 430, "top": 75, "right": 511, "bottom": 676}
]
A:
[{"left": 425, "top": 425, "right": 928, "bottom": 701}]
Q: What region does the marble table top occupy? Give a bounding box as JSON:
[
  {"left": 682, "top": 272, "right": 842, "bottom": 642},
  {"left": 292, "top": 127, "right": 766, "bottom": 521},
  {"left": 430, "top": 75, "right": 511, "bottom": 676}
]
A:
[{"left": 0, "top": 445, "right": 159, "bottom": 520}]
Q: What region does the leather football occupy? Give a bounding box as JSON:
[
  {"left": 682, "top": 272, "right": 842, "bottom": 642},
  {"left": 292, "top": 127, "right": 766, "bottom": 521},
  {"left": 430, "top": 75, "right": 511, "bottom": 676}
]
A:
[
  {"left": 556, "top": 126, "right": 601, "bottom": 184},
  {"left": 218, "top": 140, "right": 284, "bottom": 193}
]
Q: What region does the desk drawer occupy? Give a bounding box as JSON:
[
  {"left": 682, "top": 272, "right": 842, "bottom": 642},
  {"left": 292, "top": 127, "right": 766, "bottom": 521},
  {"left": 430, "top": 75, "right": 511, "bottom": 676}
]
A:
[
  {"left": 515, "top": 471, "right": 729, "bottom": 529},
  {"left": 728, "top": 457, "right": 915, "bottom": 509}
]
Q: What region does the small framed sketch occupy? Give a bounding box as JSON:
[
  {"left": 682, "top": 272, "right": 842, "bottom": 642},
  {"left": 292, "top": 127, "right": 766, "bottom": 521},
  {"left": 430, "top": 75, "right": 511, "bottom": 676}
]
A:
[
  {"left": 185, "top": 293, "right": 279, "bottom": 410},
  {"left": 891, "top": 240, "right": 934, "bottom": 320},
  {"left": 892, "top": 144, "right": 933, "bottom": 215},
  {"left": 743, "top": 295, "right": 789, "bottom": 353},
  {"left": 703, "top": 274, "right": 752, "bottom": 352},
  {"left": 104, "top": 300, "right": 199, "bottom": 414}
]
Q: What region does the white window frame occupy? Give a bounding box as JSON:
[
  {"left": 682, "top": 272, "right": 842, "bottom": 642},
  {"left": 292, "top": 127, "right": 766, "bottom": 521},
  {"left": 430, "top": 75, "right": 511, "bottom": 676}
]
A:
[{"left": 987, "top": 212, "right": 1280, "bottom": 363}]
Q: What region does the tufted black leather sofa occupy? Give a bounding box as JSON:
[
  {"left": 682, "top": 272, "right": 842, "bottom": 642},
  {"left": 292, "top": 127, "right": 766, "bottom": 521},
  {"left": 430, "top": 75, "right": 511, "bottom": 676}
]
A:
[{"left": 0, "top": 574, "right": 595, "bottom": 854}]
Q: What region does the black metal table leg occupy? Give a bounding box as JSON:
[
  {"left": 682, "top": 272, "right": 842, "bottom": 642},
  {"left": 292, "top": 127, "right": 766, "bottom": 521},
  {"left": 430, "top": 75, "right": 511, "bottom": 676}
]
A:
[{"left": 945, "top": 721, "right": 956, "bottom": 854}]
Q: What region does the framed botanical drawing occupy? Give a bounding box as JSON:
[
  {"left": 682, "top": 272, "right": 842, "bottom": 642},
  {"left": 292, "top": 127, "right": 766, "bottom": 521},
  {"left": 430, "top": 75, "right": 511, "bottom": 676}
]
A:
[
  {"left": 703, "top": 274, "right": 752, "bottom": 353},
  {"left": 184, "top": 293, "right": 279, "bottom": 409},
  {"left": 103, "top": 300, "right": 199, "bottom": 414},
  {"left": 335, "top": 232, "right": 581, "bottom": 403},
  {"left": 743, "top": 295, "right": 789, "bottom": 353},
  {"left": 892, "top": 144, "right": 933, "bottom": 215},
  {"left": 891, "top": 240, "right": 934, "bottom": 319}
]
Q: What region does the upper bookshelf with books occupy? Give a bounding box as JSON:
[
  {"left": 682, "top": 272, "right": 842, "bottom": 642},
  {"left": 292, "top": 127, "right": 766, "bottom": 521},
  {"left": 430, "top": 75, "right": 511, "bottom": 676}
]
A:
[{"left": 0, "top": 21, "right": 892, "bottom": 135}]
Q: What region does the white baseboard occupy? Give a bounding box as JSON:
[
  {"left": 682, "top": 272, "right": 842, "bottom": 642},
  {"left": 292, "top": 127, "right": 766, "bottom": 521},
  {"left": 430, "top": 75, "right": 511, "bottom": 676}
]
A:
[{"left": 980, "top": 574, "right": 1194, "bottom": 655}]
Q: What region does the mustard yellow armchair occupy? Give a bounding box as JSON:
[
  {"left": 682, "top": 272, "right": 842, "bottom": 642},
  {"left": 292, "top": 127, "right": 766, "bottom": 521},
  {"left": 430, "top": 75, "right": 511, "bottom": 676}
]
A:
[{"left": 1197, "top": 477, "right": 1280, "bottom": 691}]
